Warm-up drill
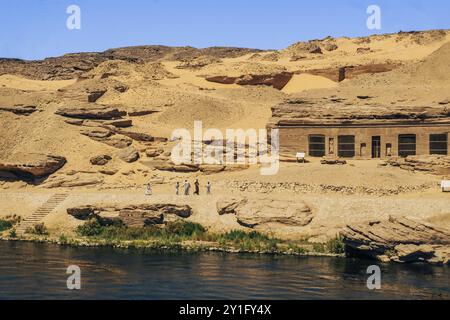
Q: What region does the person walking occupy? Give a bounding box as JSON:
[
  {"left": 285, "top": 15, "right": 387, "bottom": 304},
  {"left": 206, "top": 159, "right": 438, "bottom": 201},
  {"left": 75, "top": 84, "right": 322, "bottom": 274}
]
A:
[
  {"left": 145, "top": 183, "right": 152, "bottom": 196},
  {"left": 206, "top": 181, "right": 212, "bottom": 195},
  {"left": 184, "top": 180, "right": 191, "bottom": 196},
  {"left": 175, "top": 182, "right": 180, "bottom": 196},
  {"left": 194, "top": 179, "right": 200, "bottom": 195}
]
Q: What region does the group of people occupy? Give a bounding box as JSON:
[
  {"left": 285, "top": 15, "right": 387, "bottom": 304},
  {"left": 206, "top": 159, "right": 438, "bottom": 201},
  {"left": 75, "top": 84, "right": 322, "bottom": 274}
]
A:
[
  {"left": 176, "top": 179, "right": 212, "bottom": 196},
  {"left": 144, "top": 179, "right": 212, "bottom": 196}
]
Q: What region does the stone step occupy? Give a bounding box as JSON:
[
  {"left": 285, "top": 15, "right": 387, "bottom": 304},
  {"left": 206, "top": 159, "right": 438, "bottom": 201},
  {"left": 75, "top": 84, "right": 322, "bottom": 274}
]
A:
[{"left": 16, "top": 194, "right": 69, "bottom": 235}]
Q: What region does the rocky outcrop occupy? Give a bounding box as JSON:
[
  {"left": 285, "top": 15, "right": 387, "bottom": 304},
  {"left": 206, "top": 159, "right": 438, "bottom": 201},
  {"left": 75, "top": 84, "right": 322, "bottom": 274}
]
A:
[
  {"left": 43, "top": 174, "right": 104, "bottom": 188},
  {"left": 176, "top": 56, "right": 222, "bottom": 69},
  {"left": 117, "top": 130, "right": 155, "bottom": 142},
  {"left": 116, "top": 146, "right": 140, "bottom": 163},
  {"left": 321, "top": 157, "right": 347, "bottom": 165},
  {"left": 67, "top": 204, "right": 193, "bottom": 227},
  {"left": 87, "top": 90, "right": 107, "bottom": 103},
  {"left": 302, "top": 63, "right": 397, "bottom": 83},
  {"left": 384, "top": 155, "right": 450, "bottom": 175},
  {"left": 90, "top": 155, "right": 112, "bottom": 166},
  {"left": 145, "top": 147, "right": 164, "bottom": 158},
  {"left": 0, "top": 153, "right": 66, "bottom": 179},
  {"left": 0, "top": 105, "right": 37, "bottom": 115},
  {"left": 205, "top": 72, "right": 293, "bottom": 90},
  {"left": 341, "top": 216, "right": 450, "bottom": 264},
  {"left": 270, "top": 97, "right": 450, "bottom": 127},
  {"left": 56, "top": 105, "right": 126, "bottom": 120},
  {"left": 217, "top": 198, "right": 314, "bottom": 228},
  {"left": 104, "top": 119, "right": 133, "bottom": 128}
]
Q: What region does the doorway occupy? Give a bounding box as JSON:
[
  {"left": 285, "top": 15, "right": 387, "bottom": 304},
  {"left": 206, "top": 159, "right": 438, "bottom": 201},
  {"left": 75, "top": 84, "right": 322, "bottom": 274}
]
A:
[{"left": 372, "top": 136, "right": 381, "bottom": 158}]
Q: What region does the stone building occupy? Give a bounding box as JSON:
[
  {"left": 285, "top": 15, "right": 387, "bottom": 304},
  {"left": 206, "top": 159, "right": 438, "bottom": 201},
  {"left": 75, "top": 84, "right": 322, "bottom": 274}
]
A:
[{"left": 269, "top": 98, "right": 450, "bottom": 159}]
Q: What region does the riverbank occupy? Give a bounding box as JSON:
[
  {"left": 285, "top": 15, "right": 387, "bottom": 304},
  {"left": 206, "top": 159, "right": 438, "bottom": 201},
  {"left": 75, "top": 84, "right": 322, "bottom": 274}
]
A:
[{"left": 0, "top": 219, "right": 345, "bottom": 258}]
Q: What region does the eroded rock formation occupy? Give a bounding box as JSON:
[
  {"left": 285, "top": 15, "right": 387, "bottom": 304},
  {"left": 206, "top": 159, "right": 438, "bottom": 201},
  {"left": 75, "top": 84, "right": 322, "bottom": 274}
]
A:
[
  {"left": 0, "top": 153, "right": 66, "bottom": 179},
  {"left": 341, "top": 216, "right": 450, "bottom": 264},
  {"left": 67, "top": 203, "right": 193, "bottom": 227},
  {"left": 384, "top": 155, "right": 450, "bottom": 175},
  {"left": 217, "top": 198, "right": 314, "bottom": 228}
]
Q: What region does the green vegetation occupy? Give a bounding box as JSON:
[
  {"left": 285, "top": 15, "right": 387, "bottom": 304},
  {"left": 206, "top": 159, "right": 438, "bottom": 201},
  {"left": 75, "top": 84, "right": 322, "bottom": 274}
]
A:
[
  {"left": 326, "top": 235, "right": 346, "bottom": 254},
  {"left": 0, "top": 220, "right": 13, "bottom": 232},
  {"left": 26, "top": 223, "right": 49, "bottom": 236},
  {"left": 74, "top": 218, "right": 345, "bottom": 255},
  {"left": 0, "top": 215, "right": 21, "bottom": 232}
]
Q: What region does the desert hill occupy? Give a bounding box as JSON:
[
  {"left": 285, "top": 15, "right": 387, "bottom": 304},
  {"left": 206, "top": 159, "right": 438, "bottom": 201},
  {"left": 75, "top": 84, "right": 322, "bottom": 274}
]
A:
[{"left": 0, "top": 29, "right": 450, "bottom": 186}]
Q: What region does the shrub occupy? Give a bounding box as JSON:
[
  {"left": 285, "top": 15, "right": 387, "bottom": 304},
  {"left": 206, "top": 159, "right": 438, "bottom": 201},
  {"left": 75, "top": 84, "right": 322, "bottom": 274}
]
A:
[
  {"left": 0, "top": 220, "right": 13, "bottom": 232},
  {"left": 9, "top": 229, "right": 17, "bottom": 238},
  {"left": 165, "top": 221, "right": 206, "bottom": 238},
  {"left": 59, "top": 234, "right": 69, "bottom": 244},
  {"left": 76, "top": 218, "right": 103, "bottom": 237},
  {"left": 0, "top": 215, "right": 21, "bottom": 232},
  {"left": 326, "top": 235, "right": 345, "bottom": 254},
  {"left": 28, "top": 223, "right": 49, "bottom": 236}
]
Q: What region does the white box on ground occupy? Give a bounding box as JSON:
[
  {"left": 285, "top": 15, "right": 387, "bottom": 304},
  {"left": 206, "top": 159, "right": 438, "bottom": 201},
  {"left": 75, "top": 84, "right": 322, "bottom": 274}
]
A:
[{"left": 441, "top": 180, "right": 450, "bottom": 192}]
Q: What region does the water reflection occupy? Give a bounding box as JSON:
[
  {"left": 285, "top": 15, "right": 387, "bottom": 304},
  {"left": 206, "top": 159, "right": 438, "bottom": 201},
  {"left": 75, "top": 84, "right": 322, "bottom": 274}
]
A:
[{"left": 0, "top": 242, "right": 448, "bottom": 300}]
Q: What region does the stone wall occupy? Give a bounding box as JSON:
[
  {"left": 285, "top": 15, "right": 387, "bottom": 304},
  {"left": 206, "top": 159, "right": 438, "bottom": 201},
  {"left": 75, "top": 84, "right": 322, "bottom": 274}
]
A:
[{"left": 278, "top": 125, "right": 450, "bottom": 159}]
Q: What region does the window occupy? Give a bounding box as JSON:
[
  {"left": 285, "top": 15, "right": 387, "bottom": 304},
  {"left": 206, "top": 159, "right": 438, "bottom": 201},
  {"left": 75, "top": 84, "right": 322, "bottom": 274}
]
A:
[
  {"left": 338, "top": 135, "right": 355, "bottom": 158},
  {"left": 430, "top": 134, "right": 448, "bottom": 155},
  {"left": 398, "top": 134, "right": 416, "bottom": 157},
  {"left": 309, "top": 135, "right": 325, "bottom": 157}
]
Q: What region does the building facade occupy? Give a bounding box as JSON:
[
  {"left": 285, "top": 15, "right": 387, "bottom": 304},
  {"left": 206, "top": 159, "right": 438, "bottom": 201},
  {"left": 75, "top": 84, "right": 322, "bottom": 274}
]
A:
[{"left": 278, "top": 124, "right": 450, "bottom": 159}]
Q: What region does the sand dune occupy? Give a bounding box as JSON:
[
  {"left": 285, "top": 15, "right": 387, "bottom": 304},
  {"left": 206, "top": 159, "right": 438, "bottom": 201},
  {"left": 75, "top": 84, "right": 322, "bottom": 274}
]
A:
[
  {"left": 0, "top": 75, "right": 75, "bottom": 91},
  {"left": 282, "top": 74, "right": 338, "bottom": 94}
]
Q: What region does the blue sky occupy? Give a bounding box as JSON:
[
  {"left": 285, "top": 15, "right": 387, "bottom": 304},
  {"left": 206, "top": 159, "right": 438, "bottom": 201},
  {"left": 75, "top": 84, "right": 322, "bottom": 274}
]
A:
[{"left": 1, "top": 0, "right": 449, "bottom": 60}]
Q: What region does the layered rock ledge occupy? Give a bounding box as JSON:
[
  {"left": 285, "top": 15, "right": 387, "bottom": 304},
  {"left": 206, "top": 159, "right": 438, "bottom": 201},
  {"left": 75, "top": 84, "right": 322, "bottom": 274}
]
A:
[
  {"left": 0, "top": 153, "right": 66, "bottom": 179},
  {"left": 341, "top": 216, "right": 450, "bottom": 264}
]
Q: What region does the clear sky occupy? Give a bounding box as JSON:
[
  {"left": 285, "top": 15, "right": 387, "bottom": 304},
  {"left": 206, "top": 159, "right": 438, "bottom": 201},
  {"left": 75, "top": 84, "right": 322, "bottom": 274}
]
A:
[{"left": 1, "top": 0, "right": 450, "bottom": 60}]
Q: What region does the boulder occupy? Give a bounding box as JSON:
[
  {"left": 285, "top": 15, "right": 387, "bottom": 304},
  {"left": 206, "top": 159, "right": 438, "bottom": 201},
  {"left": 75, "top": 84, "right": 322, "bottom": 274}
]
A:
[
  {"left": 102, "top": 135, "right": 133, "bottom": 149},
  {"left": 67, "top": 204, "right": 193, "bottom": 227},
  {"left": 217, "top": 198, "right": 248, "bottom": 215},
  {"left": 321, "top": 156, "right": 347, "bottom": 165},
  {"left": 87, "top": 90, "right": 107, "bottom": 103},
  {"left": 90, "top": 155, "right": 112, "bottom": 166},
  {"left": 80, "top": 128, "right": 113, "bottom": 139},
  {"left": 44, "top": 175, "right": 104, "bottom": 188},
  {"left": 99, "top": 169, "right": 118, "bottom": 176},
  {"left": 148, "top": 161, "right": 200, "bottom": 173},
  {"left": 56, "top": 105, "right": 126, "bottom": 120},
  {"left": 116, "top": 146, "right": 140, "bottom": 163},
  {"left": 341, "top": 216, "right": 450, "bottom": 264},
  {"left": 323, "top": 43, "right": 338, "bottom": 51},
  {"left": 384, "top": 155, "right": 450, "bottom": 175},
  {"left": 217, "top": 198, "right": 314, "bottom": 228},
  {"left": 118, "top": 130, "right": 154, "bottom": 142},
  {"left": 145, "top": 147, "right": 164, "bottom": 158},
  {"left": 105, "top": 119, "right": 133, "bottom": 128},
  {"left": 119, "top": 211, "right": 164, "bottom": 227},
  {"left": 200, "top": 165, "right": 226, "bottom": 174},
  {"left": 67, "top": 206, "right": 96, "bottom": 220},
  {"left": 0, "top": 153, "right": 66, "bottom": 178},
  {"left": 0, "top": 105, "right": 37, "bottom": 115}
]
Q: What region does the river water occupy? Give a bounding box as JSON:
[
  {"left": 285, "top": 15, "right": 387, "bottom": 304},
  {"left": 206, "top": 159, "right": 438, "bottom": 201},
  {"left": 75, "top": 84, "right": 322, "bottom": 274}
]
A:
[{"left": 0, "top": 241, "right": 448, "bottom": 300}]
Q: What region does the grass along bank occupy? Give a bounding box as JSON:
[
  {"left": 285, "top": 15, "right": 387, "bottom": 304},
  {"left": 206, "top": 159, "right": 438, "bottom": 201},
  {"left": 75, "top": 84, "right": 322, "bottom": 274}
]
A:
[{"left": 0, "top": 217, "right": 345, "bottom": 256}]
